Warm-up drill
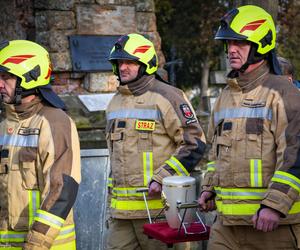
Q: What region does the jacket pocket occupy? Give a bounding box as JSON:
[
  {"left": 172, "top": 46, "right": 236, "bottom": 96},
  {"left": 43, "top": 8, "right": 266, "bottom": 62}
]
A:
[
  {"left": 19, "top": 147, "right": 38, "bottom": 189},
  {"left": 216, "top": 136, "right": 232, "bottom": 159},
  {"left": 138, "top": 132, "right": 153, "bottom": 152},
  {"left": 245, "top": 134, "right": 262, "bottom": 159}
]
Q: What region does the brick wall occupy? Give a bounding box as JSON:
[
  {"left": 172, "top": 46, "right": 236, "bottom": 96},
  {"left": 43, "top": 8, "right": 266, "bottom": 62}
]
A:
[{"left": 0, "top": 0, "right": 165, "bottom": 95}]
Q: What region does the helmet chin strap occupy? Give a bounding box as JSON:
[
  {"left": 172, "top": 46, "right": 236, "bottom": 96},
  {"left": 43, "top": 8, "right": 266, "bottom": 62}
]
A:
[
  {"left": 14, "top": 85, "right": 23, "bottom": 105},
  {"left": 11, "top": 78, "right": 37, "bottom": 105},
  {"left": 237, "top": 43, "right": 266, "bottom": 74},
  {"left": 9, "top": 77, "right": 23, "bottom": 105}
]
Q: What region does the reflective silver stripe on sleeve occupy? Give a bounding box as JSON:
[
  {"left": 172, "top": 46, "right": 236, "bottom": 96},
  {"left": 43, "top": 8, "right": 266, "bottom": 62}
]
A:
[
  {"left": 59, "top": 226, "right": 75, "bottom": 235},
  {"left": 35, "top": 212, "right": 64, "bottom": 228}
]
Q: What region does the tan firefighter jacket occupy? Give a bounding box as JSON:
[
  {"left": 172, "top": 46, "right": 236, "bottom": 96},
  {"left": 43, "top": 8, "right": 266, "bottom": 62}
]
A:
[
  {"left": 202, "top": 61, "right": 300, "bottom": 226},
  {"left": 106, "top": 75, "right": 206, "bottom": 219},
  {"left": 0, "top": 97, "right": 81, "bottom": 249}
]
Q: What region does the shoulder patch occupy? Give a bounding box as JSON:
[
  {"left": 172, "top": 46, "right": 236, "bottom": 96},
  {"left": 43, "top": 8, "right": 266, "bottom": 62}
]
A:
[
  {"left": 180, "top": 103, "right": 197, "bottom": 125},
  {"left": 180, "top": 103, "right": 194, "bottom": 119}
]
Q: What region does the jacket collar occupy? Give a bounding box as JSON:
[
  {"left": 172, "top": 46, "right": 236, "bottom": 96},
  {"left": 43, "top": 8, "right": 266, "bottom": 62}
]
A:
[
  {"left": 3, "top": 96, "right": 43, "bottom": 121},
  {"left": 117, "top": 75, "right": 155, "bottom": 96},
  {"left": 227, "top": 61, "right": 269, "bottom": 92}
]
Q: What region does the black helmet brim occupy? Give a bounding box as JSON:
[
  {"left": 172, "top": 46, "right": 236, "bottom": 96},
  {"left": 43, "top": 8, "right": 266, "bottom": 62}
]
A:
[
  {"left": 109, "top": 49, "right": 139, "bottom": 62},
  {"left": 215, "top": 26, "right": 248, "bottom": 41}
]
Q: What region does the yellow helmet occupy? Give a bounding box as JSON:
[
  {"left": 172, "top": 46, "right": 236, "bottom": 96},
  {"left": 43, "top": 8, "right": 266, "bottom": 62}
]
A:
[
  {"left": 0, "top": 40, "right": 52, "bottom": 89},
  {"left": 0, "top": 40, "right": 65, "bottom": 109},
  {"left": 215, "top": 5, "right": 276, "bottom": 55},
  {"left": 109, "top": 33, "right": 158, "bottom": 75}
]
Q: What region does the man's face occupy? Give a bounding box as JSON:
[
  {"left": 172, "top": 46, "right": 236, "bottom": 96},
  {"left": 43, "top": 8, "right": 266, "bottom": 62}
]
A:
[
  {"left": 0, "top": 72, "right": 17, "bottom": 104},
  {"left": 118, "top": 59, "right": 140, "bottom": 83},
  {"left": 227, "top": 40, "right": 251, "bottom": 70}
]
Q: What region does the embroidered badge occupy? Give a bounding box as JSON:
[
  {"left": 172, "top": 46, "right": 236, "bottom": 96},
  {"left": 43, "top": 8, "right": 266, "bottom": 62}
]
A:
[
  {"left": 180, "top": 104, "right": 197, "bottom": 125},
  {"left": 18, "top": 127, "right": 40, "bottom": 135},
  {"left": 242, "top": 99, "right": 266, "bottom": 108},
  {"left": 135, "top": 120, "right": 155, "bottom": 131},
  {"left": 180, "top": 104, "right": 194, "bottom": 119}
]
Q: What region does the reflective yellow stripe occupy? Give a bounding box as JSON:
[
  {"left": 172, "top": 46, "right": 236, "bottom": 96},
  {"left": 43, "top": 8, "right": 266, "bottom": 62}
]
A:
[
  {"left": 216, "top": 200, "right": 300, "bottom": 215},
  {"left": 28, "top": 190, "right": 40, "bottom": 227},
  {"left": 0, "top": 226, "right": 75, "bottom": 246},
  {"left": 34, "top": 210, "right": 65, "bottom": 229},
  {"left": 250, "top": 159, "right": 262, "bottom": 187},
  {"left": 272, "top": 171, "right": 300, "bottom": 192},
  {"left": 55, "top": 225, "right": 76, "bottom": 241},
  {"left": 107, "top": 178, "right": 113, "bottom": 188},
  {"left": 216, "top": 201, "right": 260, "bottom": 215},
  {"left": 143, "top": 152, "right": 153, "bottom": 186},
  {"left": 207, "top": 161, "right": 216, "bottom": 172},
  {"left": 112, "top": 187, "right": 147, "bottom": 197},
  {"left": 111, "top": 198, "right": 163, "bottom": 210},
  {"left": 0, "top": 247, "right": 22, "bottom": 250},
  {"left": 51, "top": 240, "right": 76, "bottom": 250},
  {"left": 289, "top": 201, "right": 300, "bottom": 214},
  {"left": 165, "top": 156, "right": 189, "bottom": 176},
  {"left": 215, "top": 187, "right": 266, "bottom": 200},
  {"left": 0, "top": 231, "right": 26, "bottom": 243}
]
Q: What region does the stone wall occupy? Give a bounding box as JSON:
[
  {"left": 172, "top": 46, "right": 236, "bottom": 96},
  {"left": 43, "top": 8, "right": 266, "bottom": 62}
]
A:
[{"left": 0, "top": 0, "right": 165, "bottom": 95}]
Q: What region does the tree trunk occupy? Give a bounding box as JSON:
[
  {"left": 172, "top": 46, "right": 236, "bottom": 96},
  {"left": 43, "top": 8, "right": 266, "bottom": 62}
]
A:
[
  {"left": 234, "top": 0, "right": 278, "bottom": 22},
  {"left": 199, "top": 60, "right": 210, "bottom": 113}
]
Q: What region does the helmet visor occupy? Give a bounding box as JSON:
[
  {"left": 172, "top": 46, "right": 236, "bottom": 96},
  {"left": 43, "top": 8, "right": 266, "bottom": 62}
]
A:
[
  {"left": 215, "top": 24, "right": 248, "bottom": 41},
  {"left": 109, "top": 49, "right": 139, "bottom": 62}
]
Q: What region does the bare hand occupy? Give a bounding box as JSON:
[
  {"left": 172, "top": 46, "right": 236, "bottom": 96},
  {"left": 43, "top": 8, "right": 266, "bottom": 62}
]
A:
[
  {"left": 148, "top": 181, "right": 162, "bottom": 197},
  {"left": 252, "top": 207, "right": 281, "bottom": 232},
  {"left": 198, "top": 191, "right": 216, "bottom": 212}
]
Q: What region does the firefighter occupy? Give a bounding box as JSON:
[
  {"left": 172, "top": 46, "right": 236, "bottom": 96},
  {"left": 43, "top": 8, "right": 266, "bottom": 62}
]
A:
[
  {"left": 277, "top": 56, "right": 300, "bottom": 89},
  {"left": 277, "top": 56, "right": 294, "bottom": 83},
  {"left": 198, "top": 5, "right": 300, "bottom": 250},
  {"left": 0, "top": 40, "right": 81, "bottom": 249},
  {"left": 105, "top": 33, "right": 206, "bottom": 250}
]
